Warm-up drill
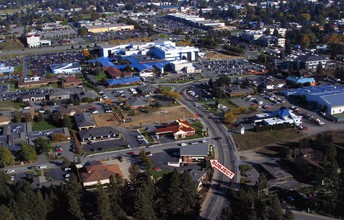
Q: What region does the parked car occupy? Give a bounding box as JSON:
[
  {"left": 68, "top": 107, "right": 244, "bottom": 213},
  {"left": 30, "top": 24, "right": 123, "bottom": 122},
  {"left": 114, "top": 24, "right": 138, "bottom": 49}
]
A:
[
  {"left": 180, "top": 143, "right": 187, "bottom": 146},
  {"left": 38, "top": 165, "right": 47, "bottom": 169},
  {"left": 5, "top": 169, "right": 15, "bottom": 173}
]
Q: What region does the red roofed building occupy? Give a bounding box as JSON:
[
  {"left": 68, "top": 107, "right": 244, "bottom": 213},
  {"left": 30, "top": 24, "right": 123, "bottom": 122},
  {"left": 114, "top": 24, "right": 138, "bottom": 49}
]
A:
[
  {"left": 62, "top": 76, "right": 82, "bottom": 87},
  {"left": 81, "top": 161, "right": 123, "bottom": 187},
  {"left": 103, "top": 67, "right": 131, "bottom": 78},
  {"left": 155, "top": 119, "right": 196, "bottom": 140}
]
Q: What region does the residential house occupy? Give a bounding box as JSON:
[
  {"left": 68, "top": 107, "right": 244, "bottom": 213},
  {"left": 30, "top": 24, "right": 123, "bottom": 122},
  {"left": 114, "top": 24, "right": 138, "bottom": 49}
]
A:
[
  {"left": 155, "top": 119, "right": 196, "bottom": 140},
  {"left": 126, "top": 97, "right": 149, "bottom": 110},
  {"left": 74, "top": 113, "right": 96, "bottom": 131},
  {"left": 81, "top": 161, "right": 123, "bottom": 187},
  {"left": 103, "top": 67, "right": 131, "bottom": 78},
  {"left": 78, "top": 126, "right": 122, "bottom": 144},
  {"left": 189, "top": 169, "right": 207, "bottom": 192},
  {"left": 137, "top": 84, "right": 159, "bottom": 97},
  {"left": 74, "top": 91, "right": 99, "bottom": 101},
  {"left": 180, "top": 144, "right": 209, "bottom": 164}
]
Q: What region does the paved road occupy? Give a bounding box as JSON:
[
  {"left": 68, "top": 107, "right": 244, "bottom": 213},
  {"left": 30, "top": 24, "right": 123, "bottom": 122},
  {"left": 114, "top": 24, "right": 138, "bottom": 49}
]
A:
[
  {"left": 173, "top": 83, "right": 241, "bottom": 220},
  {"left": 0, "top": 43, "right": 92, "bottom": 57},
  {"left": 292, "top": 210, "right": 339, "bottom": 220}
]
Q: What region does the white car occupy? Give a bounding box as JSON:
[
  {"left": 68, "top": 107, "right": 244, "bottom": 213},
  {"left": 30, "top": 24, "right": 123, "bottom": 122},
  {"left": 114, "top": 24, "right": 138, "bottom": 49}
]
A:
[
  {"left": 38, "top": 165, "right": 47, "bottom": 169},
  {"left": 180, "top": 143, "right": 187, "bottom": 146},
  {"left": 6, "top": 169, "right": 15, "bottom": 173},
  {"left": 202, "top": 139, "right": 209, "bottom": 143}
]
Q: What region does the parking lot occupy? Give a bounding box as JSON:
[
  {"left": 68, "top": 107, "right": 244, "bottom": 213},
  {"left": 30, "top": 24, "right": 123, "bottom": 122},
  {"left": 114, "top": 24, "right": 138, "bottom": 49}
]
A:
[
  {"left": 149, "top": 16, "right": 206, "bottom": 34},
  {"left": 201, "top": 59, "right": 266, "bottom": 76}
]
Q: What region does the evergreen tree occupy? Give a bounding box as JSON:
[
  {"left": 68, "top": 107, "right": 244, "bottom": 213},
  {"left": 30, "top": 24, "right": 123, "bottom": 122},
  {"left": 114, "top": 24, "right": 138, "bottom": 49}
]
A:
[
  {"left": 268, "top": 194, "right": 284, "bottom": 220},
  {"left": 132, "top": 184, "right": 156, "bottom": 220},
  {"left": 33, "top": 191, "right": 47, "bottom": 220},
  {"left": 96, "top": 183, "right": 112, "bottom": 220},
  {"left": 284, "top": 208, "right": 295, "bottom": 220},
  {"left": 0, "top": 204, "right": 15, "bottom": 220},
  {"left": 256, "top": 173, "right": 268, "bottom": 197},
  {"left": 179, "top": 171, "right": 201, "bottom": 218},
  {"left": 62, "top": 115, "right": 72, "bottom": 128},
  {"left": 108, "top": 175, "right": 126, "bottom": 219},
  {"left": 66, "top": 174, "right": 84, "bottom": 220}
]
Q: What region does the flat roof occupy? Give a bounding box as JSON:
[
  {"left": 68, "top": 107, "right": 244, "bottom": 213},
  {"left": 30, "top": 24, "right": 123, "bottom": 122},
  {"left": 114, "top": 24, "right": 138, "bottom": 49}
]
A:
[{"left": 180, "top": 144, "right": 209, "bottom": 156}]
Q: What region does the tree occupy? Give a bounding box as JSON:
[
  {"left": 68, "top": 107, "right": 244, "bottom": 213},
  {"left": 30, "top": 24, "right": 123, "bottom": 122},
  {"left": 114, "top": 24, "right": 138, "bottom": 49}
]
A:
[
  {"left": 268, "top": 194, "right": 283, "bottom": 220},
  {"left": 51, "top": 133, "right": 67, "bottom": 142},
  {"left": 256, "top": 173, "right": 268, "bottom": 196},
  {"left": 316, "top": 62, "right": 323, "bottom": 76},
  {"left": 96, "top": 183, "right": 112, "bottom": 220},
  {"left": 33, "top": 137, "right": 51, "bottom": 154},
  {"left": 0, "top": 146, "right": 14, "bottom": 167},
  {"left": 62, "top": 115, "right": 72, "bottom": 128},
  {"left": 284, "top": 208, "right": 295, "bottom": 220},
  {"left": 66, "top": 174, "right": 84, "bottom": 220},
  {"left": 19, "top": 144, "right": 36, "bottom": 162},
  {"left": 129, "top": 164, "right": 140, "bottom": 182},
  {"left": 300, "top": 35, "right": 311, "bottom": 48},
  {"left": 108, "top": 175, "right": 126, "bottom": 219},
  {"left": 62, "top": 157, "right": 71, "bottom": 169},
  {"left": 36, "top": 113, "right": 45, "bottom": 122},
  {"left": 223, "top": 111, "right": 236, "bottom": 126},
  {"left": 0, "top": 204, "right": 15, "bottom": 220},
  {"left": 214, "top": 76, "right": 231, "bottom": 87},
  {"left": 162, "top": 91, "right": 181, "bottom": 101},
  {"left": 14, "top": 111, "right": 21, "bottom": 123}
]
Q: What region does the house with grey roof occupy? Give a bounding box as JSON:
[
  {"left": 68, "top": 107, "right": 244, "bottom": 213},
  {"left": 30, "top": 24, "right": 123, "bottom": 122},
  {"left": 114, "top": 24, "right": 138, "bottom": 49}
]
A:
[
  {"left": 21, "top": 93, "right": 47, "bottom": 102},
  {"left": 74, "top": 113, "right": 96, "bottom": 131},
  {"left": 189, "top": 169, "right": 207, "bottom": 192},
  {"left": 78, "top": 126, "right": 122, "bottom": 144},
  {"left": 180, "top": 144, "right": 209, "bottom": 164},
  {"left": 126, "top": 97, "right": 149, "bottom": 110},
  {"left": 137, "top": 84, "right": 159, "bottom": 96}
]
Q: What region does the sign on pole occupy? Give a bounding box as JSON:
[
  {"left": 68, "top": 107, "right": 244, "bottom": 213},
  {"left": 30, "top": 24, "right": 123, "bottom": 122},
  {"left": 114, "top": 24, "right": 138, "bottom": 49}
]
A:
[{"left": 210, "top": 159, "right": 235, "bottom": 179}]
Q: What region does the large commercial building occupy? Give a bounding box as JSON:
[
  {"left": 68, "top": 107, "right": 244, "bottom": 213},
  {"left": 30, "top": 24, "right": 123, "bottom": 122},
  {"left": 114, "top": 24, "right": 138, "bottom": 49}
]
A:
[
  {"left": 0, "top": 63, "right": 14, "bottom": 74},
  {"left": 282, "top": 85, "right": 344, "bottom": 115},
  {"left": 50, "top": 62, "right": 81, "bottom": 74},
  {"left": 85, "top": 24, "right": 134, "bottom": 33},
  {"left": 100, "top": 40, "right": 200, "bottom": 61}
]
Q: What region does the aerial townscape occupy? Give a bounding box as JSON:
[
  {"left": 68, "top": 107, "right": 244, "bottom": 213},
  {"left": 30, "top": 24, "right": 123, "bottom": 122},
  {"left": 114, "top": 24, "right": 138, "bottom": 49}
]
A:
[{"left": 1, "top": 0, "right": 344, "bottom": 220}]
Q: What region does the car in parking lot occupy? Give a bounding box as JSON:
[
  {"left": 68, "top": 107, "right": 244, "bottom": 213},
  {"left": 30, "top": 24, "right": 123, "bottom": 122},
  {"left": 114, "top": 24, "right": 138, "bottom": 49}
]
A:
[
  {"left": 190, "top": 142, "right": 198, "bottom": 145},
  {"left": 214, "top": 137, "right": 222, "bottom": 140},
  {"left": 180, "top": 143, "right": 187, "bottom": 146},
  {"left": 5, "top": 169, "right": 15, "bottom": 173},
  {"left": 38, "top": 165, "right": 47, "bottom": 169}
]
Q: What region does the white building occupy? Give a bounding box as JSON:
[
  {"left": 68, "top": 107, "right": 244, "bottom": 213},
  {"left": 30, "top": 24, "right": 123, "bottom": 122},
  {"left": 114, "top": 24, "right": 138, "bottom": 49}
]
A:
[
  {"left": 254, "top": 108, "right": 302, "bottom": 126},
  {"left": 26, "top": 34, "right": 41, "bottom": 48},
  {"left": 149, "top": 41, "right": 200, "bottom": 61},
  {"left": 170, "top": 60, "right": 195, "bottom": 73},
  {"left": 50, "top": 62, "right": 81, "bottom": 74},
  {"left": 0, "top": 63, "right": 14, "bottom": 74},
  {"left": 100, "top": 41, "right": 200, "bottom": 61}
]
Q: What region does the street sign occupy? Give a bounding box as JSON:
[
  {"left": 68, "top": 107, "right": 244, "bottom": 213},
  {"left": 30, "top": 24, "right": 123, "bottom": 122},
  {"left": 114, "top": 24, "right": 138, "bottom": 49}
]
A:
[{"left": 210, "top": 159, "right": 235, "bottom": 179}]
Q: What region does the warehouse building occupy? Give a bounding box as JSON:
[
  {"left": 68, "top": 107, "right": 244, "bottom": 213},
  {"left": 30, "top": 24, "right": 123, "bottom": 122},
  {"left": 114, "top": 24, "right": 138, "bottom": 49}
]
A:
[{"left": 282, "top": 85, "right": 344, "bottom": 115}]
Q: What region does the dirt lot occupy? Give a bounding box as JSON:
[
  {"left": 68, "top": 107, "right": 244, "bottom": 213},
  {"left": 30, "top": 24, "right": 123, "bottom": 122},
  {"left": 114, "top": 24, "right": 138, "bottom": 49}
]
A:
[
  {"left": 121, "top": 105, "right": 195, "bottom": 127},
  {"left": 233, "top": 129, "right": 303, "bottom": 151},
  {"left": 203, "top": 51, "right": 240, "bottom": 60},
  {"left": 93, "top": 113, "right": 120, "bottom": 127}
]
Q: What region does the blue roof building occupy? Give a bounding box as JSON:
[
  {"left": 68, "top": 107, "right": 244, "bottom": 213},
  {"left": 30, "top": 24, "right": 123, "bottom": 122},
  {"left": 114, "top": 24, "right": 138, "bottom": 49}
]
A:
[
  {"left": 107, "top": 76, "right": 141, "bottom": 87},
  {"left": 286, "top": 76, "right": 315, "bottom": 85},
  {"left": 282, "top": 85, "right": 344, "bottom": 115}
]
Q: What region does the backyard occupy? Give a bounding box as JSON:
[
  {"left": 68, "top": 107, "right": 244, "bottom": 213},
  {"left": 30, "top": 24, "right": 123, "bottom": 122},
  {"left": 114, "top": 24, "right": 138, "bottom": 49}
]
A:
[{"left": 32, "top": 121, "right": 57, "bottom": 131}]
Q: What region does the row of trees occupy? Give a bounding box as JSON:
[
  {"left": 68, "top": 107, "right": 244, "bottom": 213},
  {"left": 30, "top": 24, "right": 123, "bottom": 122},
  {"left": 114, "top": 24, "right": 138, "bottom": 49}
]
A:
[
  {"left": 222, "top": 174, "right": 294, "bottom": 220},
  {"left": 0, "top": 166, "right": 200, "bottom": 220}
]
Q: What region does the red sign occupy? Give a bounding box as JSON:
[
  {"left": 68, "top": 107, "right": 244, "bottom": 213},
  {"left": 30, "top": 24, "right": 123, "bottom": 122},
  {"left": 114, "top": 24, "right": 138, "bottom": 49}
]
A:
[{"left": 210, "top": 160, "right": 235, "bottom": 179}]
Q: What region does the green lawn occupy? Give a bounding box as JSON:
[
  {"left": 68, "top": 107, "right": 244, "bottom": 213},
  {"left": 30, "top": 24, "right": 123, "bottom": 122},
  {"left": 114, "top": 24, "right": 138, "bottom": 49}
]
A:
[
  {"left": 32, "top": 121, "right": 57, "bottom": 131},
  {"left": 149, "top": 168, "right": 173, "bottom": 179},
  {"left": 160, "top": 86, "right": 173, "bottom": 92},
  {"left": 93, "top": 72, "right": 108, "bottom": 81},
  {"left": 0, "top": 100, "right": 25, "bottom": 110},
  {"left": 219, "top": 98, "right": 238, "bottom": 109},
  {"left": 139, "top": 128, "right": 155, "bottom": 143}
]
